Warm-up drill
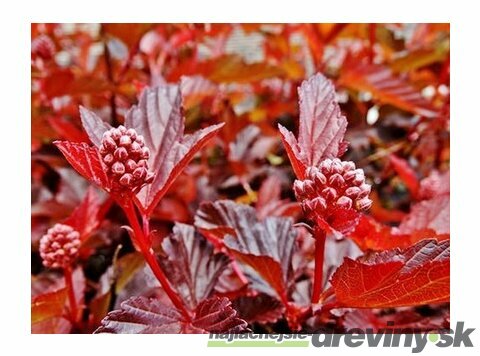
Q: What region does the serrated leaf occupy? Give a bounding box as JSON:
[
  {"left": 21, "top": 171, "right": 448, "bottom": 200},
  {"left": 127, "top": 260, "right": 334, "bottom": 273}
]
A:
[
  {"left": 124, "top": 85, "right": 224, "bottom": 214},
  {"left": 195, "top": 200, "right": 296, "bottom": 301},
  {"left": 95, "top": 296, "right": 247, "bottom": 334},
  {"left": 54, "top": 141, "right": 110, "bottom": 191},
  {"left": 159, "top": 223, "right": 230, "bottom": 309},
  {"left": 331, "top": 239, "right": 449, "bottom": 308},
  {"left": 278, "top": 73, "right": 347, "bottom": 179},
  {"left": 397, "top": 195, "right": 450, "bottom": 235},
  {"left": 232, "top": 294, "right": 284, "bottom": 325}
]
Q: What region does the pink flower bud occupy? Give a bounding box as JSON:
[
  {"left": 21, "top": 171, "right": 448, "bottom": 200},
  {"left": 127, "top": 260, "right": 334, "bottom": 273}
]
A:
[
  {"left": 141, "top": 147, "right": 150, "bottom": 160},
  {"left": 111, "top": 128, "right": 122, "bottom": 140},
  {"left": 293, "top": 180, "right": 305, "bottom": 197},
  {"left": 125, "top": 159, "right": 137, "bottom": 172},
  {"left": 103, "top": 153, "right": 114, "bottom": 165},
  {"left": 341, "top": 161, "right": 355, "bottom": 172},
  {"left": 119, "top": 173, "right": 133, "bottom": 186},
  {"left": 356, "top": 197, "right": 373, "bottom": 211},
  {"left": 358, "top": 183, "right": 371, "bottom": 198},
  {"left": 331, "top": 159, "right": 343, "bottom": 174},
  {"left": 336, "top": 196, "right": 353, "bottom": 209},
  {"left": 39, "top": 224, "right": 80, "bottom": 269},
  {"left": 345, "top": 186, "right": 361, "bottom": 199},
  {"left": 119, "top": 135, "right": 132, "bottom": 147},
  {"left": 112, "top": 162, "right": 125, "bottom": 175},
  {"left": 313, "top": 171, "right": 327, "bottom": 186},
  {"left": 343, "top": 170, "right": 356, "bottom": 182},
  {"left": 103, "top": 136, "right": 117, "bottom": 151},
  {"left": 322, "top": 187, "right": 337, "bottom": 201},
  {"left": 114, "top": 147, "right": 128, "bottom": 161},
  {"left": 133, "top": 167, "right": 147, "bottom": 180},
  {"left": 310, "top": 196, "right": 327, "bottom": 211},
  {"left": 126, "top": 128, "right": 137, "bottom": 140},
  {"left": 130, "top": 141, "right": 142, "bottom": 155},
  {"left": 329, "top": 173, "right": 345, "bottom": 187}
]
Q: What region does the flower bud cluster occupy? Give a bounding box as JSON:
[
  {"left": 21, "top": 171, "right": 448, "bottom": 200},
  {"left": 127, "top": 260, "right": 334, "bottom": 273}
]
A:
[
  {"left": 294, "top": 158, "right": 372, "bottom": 219},
  {"left": 99, "top": 126, "right": 154, "bottom": 192},
  {"left": 40, "top": 224, "right": 81, "bottom": 269}
]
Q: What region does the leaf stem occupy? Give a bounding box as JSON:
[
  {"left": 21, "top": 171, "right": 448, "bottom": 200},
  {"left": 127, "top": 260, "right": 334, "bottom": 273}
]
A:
[
  {"left": 121, "top": 199, "right": 191, "bottom": 321},
  {"left": 311, "top": 227, "right": 326, "bottom": 304},
  {"left": 64, "top": 266, "right": 79, "bottom": 324}
]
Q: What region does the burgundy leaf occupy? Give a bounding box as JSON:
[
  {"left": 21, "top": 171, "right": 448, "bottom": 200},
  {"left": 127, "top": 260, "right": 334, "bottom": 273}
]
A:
[
  {"left": 124, "top": 85, "right": 224, "bottom": 214},
  {"left": 54, "top": 141, "right": 110, "bottom": 191},
  {"left": 159, "top": 223, "right": 230, "bottom": 309},
  {"left": 79, "top": 106, "right": 112, "bottom": 147},
  {"left": 419, "top": 170, "right": 450, "bottom": 200},
  {"left": 195, "top": 200, "right": 296, "bottom": 301},
  {"left": 331, "top": 239, "right": 449, "bottom": 308},
  {"left": 278, "top": 73, "right": 347, "bottom": 179},
  {"left": 232, "top": 294, "right": 285, "bottom": 325},
  {"left": 95, "top": 296, "right": 247, "bottom": 334},
  {"left": 397, "top": 195, "right": 450, "bottom": 235},
  {"left": 255, "top": 175, "right": 301, "bottom": 220},
  {"left": 193, "top": 296, "right": 248, "bottom": 333}
]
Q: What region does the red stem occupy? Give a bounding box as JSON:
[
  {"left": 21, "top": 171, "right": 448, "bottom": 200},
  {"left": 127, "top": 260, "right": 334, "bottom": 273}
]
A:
[
  {"left": 64, "top": 266, "right": 79, "bottom": 324},
  {"left": 311, "top": 227, "right": 326, "bottom": 304},
  {"left": 122, "top": 200, "right": 191, "bottom": 320}
]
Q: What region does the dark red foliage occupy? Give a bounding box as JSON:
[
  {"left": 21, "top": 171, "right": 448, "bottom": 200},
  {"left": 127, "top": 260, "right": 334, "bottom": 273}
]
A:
[{"left": 32, "top": 23, "right": 449, "bottom": 334}]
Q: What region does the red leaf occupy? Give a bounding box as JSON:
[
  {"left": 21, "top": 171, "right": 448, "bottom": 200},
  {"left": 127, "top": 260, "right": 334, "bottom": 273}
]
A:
[
  {"left": 63, "top": 187, "right": 102, "bottom": 240},
  {"left": 193, "top": 296, "right": 248, "bottom": 333},
  {"left": 79, "top": 106, "right": 112, "bottom": 147},
  {"left": 124, "top": 85, "right": 224, "bottom": 214},
  {"left": 159, "top": 223, "right": 230, "bottom": 309},
  {"left": 389, "top": 154, "right": 420, "bottom": 198},
  {"left": 54, "top": 141, "right": 110, "bottom": 191},
  {"left": 47, "top": 116, "right": 89, "bottom": 143},
  {"left": 31, "top": 288, "right": 68, "bottom": 325},
  {"left": 278, "top": 73, "right": 347, "bottom": 179},
  {"left": 95, "top": 296, "right": 247, "bottom": 334},
  {"left": 278, "top": 125, "right": 307, "bottom": 179},
  {"left": 397, "top": 195, "right": 450, "bottom": 235},
  {"left": 255, "top": 175, "right": 301, "bottom": 220},
  {"left": 195, "top": 200, "right": 296, "bottom": 302},
  {"left": 419, "top": 170, "right": 450, "bottom": 200},
  {"left": 338, "top": 62, "right": 438, "bottom": 118},
  {"left": 331, "top": 239, "right": 449, "bottom": 308},
  {"left": 349, "top": 215, "right": 448, "bottom": 251},
  {"left": 232, "top": 294, "right": 284, "bottom": 324}
]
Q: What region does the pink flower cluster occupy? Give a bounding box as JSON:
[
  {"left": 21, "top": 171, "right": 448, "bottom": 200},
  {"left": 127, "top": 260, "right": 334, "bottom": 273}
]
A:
[
  {"left": 39, "top": 224, "right": 81, "bottom": 269},
  {"left": 294, "top": 158, "right": 372, "bottom": 219},
  {"left": 99, "top": 126, "right": 154, "bottom": 192}
]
